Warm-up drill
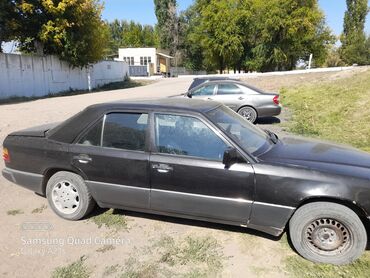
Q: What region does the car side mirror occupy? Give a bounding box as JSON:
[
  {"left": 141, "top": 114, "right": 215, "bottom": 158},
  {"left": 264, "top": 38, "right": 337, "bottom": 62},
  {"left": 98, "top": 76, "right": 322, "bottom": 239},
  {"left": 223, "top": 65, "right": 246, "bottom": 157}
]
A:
[
  {"left": 186, "top": 92, "right": 192, "bottom": 98},
  {"left": 222, "top": 147, "right": 240, "bottom": 169}
]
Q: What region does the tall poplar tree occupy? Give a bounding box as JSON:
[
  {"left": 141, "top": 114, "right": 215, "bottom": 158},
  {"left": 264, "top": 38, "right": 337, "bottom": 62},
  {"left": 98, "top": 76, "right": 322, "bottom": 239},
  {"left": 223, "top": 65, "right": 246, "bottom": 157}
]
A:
[
  {"left": 154, "top": 0, "right": 178, "bottom": 53},
  {"left": 340, "top": 0, "right": 369, "bottom": 65}
]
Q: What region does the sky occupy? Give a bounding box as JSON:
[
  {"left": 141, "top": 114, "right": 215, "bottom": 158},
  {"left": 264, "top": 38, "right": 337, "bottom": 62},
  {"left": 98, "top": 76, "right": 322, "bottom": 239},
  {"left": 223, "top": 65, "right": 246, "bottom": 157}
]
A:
[{"left": 102, "top": 0, "right": 370, "bottom": 36}]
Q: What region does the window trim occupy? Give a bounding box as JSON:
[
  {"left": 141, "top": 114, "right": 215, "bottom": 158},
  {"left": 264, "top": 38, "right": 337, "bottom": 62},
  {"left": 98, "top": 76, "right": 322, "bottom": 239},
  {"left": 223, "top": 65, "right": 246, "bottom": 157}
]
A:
[
  {"left": 75, "top": 110, "right": 150, "bottom": 153},
  {"left": 151, "top": 111, "right": 233, "bottom": 162},
  {"left": 215, "top": 83, "right": 244, "bottom": 95}
]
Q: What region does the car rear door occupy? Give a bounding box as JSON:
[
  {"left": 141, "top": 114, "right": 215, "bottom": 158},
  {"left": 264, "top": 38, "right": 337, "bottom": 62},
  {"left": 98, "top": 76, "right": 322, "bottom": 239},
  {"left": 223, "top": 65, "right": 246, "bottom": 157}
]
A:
[
  {"left": 149, "top": 112, "right": 255, "bottom": 224},
  {"left": 70, "top": 111, "right": 150, "bottom": 209},
  {"left": 212, "top": 83, "right": 248, "bottom": 111}
]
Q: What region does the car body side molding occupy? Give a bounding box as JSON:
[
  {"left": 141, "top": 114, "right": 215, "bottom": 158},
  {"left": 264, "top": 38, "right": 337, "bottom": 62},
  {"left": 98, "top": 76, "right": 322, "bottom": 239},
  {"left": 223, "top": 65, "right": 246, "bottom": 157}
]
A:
[
  {"left": 86, "top": 180, "right": 150, "bottom": 209},
  {"left": 247, "top": 201, "right": 296, "bottom": 236}
]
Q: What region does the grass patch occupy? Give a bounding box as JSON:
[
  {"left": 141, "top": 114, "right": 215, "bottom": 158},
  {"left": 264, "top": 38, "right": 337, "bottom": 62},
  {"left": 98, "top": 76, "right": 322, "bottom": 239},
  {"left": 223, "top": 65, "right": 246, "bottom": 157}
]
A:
[
  {"left": 31, "top": 204, "right": 47, "bottom": 214},
  {"left": 280, "top": 69, "right": 370, "bottom": 152},
  {"left": 96, "top": 244, "right": 115, "bottom": 253},
  {"left": 285, "top": 252, "right": 370, "bottom": 278},
  {"left": 0, "top": 78, "right": 150, "bottom": 105},
  {"left": 51, "top": 256, "right": 90, "bottom": 278},
  {"left": 120, "top": 257, "right": 170, "bottom": 278},
  {"left": 7, "top": 209, "right": 24, "bottom": 216},
  {"left": 119, "top": 234, "right": 226, "bottom": 277},
  {"left": 155, "top": 234, "right": 225, "bottom": 271},
  {"left": 102, "top": 264, "right": 121, "bottom": 277},
  {"left": 89, "top": 209, "right": 129, "bottom": 231}
]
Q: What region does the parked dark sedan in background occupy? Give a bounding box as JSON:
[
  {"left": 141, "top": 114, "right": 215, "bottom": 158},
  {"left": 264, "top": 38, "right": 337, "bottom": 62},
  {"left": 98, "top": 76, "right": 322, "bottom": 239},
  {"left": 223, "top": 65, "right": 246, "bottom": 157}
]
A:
[
  {"left": 2, "top": 98, "right": 370, "bottom": 265},
  {"left": 185, "top": 80, "right": 281, "bottom": 123}
]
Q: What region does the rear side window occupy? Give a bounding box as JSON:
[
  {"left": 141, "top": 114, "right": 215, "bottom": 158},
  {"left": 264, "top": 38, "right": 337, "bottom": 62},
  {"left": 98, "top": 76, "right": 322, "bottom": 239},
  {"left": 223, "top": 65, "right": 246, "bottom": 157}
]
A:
[
  {"left": 217, "top": 84, "right": 242, "bottom": 95},
  {"left": 78, "top": 118, "right": 103, "bottom": 146},
  {"left": 102, "top": 113, "right": 148, "bottom": 151}
]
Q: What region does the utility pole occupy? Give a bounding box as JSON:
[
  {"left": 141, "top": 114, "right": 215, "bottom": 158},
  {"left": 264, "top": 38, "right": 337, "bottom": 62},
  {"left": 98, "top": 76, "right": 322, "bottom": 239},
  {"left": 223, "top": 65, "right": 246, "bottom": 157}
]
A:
[{"left": 308, "top": 54, "right": 313, "bottom": 69}]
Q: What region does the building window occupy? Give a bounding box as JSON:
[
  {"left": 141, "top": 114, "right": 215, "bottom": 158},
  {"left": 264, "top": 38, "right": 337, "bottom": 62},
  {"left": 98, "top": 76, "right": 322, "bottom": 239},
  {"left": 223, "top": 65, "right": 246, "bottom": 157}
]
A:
[
  {"left": 140, "top": 56, "right": 152, "bottom": 66},
  {"left": 123, "top": 57, "right": 134, "bottom": 65}
]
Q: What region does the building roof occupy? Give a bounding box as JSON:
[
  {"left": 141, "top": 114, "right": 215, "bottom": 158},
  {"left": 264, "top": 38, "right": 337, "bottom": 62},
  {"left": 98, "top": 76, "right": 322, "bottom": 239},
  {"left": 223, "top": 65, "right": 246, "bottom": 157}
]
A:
[{"left": 157, "top": 52, "right": 174, "bottom": 59}]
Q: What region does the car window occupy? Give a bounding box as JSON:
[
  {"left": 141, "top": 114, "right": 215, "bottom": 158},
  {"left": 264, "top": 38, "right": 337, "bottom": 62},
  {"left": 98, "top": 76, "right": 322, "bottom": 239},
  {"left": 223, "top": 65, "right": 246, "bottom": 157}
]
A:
[
  {"left": 78, "top": 118, "right": 103, "bottom": 146},
  {"left": 102, "top": 113, "right": 148, "bottom": 151},
  {"left": 217, "top": 84, "right": 242, "bottom": 95},
  {"left": 207, "top": 106, "right": 269, "bottom": 154},
  {"left": 155, "top": 114, "right": 229, "bottom": 161},
  {"left": 191, "top": 84, "right": 216, "bottom": 96}
]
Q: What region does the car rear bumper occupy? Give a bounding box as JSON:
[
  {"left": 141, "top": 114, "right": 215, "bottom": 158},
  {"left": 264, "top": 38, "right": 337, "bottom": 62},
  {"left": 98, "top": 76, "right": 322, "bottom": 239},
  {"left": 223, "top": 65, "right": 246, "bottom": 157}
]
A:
[
  {"left": 257, "top": 105, "right": 281, "bottom": 117},
  {"left": 2, "top": 167, "right": 44, "bottom": 194}
]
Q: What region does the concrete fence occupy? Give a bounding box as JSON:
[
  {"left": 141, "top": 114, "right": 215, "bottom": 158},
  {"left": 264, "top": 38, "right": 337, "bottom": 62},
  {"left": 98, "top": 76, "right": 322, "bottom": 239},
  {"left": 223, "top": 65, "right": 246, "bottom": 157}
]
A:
[{"left": 0, "top": 53, "right": 129, "bottom": 99}]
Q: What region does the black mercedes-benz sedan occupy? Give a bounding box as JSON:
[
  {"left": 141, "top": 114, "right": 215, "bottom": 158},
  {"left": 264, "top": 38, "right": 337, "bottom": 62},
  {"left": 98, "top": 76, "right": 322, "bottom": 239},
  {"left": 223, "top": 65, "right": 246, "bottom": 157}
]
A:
[{"left": 2, "top": 98, "right": 370, "bottom": 265}]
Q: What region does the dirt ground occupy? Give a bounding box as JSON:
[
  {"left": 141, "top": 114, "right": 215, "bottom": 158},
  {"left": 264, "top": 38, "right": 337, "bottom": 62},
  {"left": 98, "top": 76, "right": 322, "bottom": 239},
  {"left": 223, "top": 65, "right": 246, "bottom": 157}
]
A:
[{"left": 0, "top": 68, "right": 365, "bottom": 277}]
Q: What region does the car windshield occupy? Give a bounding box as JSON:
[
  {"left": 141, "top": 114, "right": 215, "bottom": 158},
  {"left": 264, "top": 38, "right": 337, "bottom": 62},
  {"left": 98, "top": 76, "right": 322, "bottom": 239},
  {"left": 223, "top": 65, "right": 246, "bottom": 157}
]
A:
[{"left": 206, "top": 106, "right": 270, "bottom": 154}]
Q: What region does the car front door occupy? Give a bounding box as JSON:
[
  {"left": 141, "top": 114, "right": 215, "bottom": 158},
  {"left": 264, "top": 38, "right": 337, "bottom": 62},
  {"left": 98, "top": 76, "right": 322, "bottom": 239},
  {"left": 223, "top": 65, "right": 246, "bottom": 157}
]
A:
[
  {"left": 70, "top": 111, "right": 150, "bottom": 209},
  {"left": 149, "top": 112, "right": 255, "bottom": 224},
  {"left": 189, "top": 84, "right": 217, "bottom": 100}
]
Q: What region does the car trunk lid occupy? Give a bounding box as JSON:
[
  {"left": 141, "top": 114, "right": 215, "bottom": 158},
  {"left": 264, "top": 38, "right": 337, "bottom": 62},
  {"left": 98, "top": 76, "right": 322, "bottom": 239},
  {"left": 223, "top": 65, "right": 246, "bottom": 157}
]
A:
[{"left": 9, "top": 123, "right": 59, "bottom": 137}]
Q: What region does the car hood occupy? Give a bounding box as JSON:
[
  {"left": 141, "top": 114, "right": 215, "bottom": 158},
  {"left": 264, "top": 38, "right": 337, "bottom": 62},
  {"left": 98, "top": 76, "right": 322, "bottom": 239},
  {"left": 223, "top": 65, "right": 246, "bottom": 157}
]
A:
[{"left": 258, "top": 136, "right": 370, "bottom": 170}]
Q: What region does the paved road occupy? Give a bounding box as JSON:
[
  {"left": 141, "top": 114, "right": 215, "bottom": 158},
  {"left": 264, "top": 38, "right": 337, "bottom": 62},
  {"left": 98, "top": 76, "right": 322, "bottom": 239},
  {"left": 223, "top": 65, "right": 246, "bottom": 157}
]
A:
[
  {"left": 0, "top": 77, "right": 284, "bottom": 147},
  {"left": 0, "top": 77, "right": 192, "bottom": 145}
]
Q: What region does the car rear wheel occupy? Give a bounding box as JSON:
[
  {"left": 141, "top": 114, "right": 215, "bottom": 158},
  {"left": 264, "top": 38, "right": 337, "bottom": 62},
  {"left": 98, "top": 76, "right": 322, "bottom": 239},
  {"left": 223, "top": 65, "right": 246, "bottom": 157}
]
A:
[
  {"left": 238, "top": 106, "right": 257, "bottom": 123},
  {"left": 289, "top": 202, "right": 367, "bottom": 265},
  {"left": 46, "top": 171, "right": 95, "bottom": 220}
]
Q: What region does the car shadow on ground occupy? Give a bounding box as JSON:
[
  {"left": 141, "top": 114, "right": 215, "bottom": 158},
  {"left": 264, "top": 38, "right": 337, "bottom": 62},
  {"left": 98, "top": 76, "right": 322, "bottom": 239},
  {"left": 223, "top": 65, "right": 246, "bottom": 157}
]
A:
[
  {"left": 256, "top": 116, "right": 281, "bottom": 125},
  {"left": 90, "top": 207, "right": 370, "bottom": 251},
  {"left": 90, "top": 207, "right": 283, "bottom": 242}
]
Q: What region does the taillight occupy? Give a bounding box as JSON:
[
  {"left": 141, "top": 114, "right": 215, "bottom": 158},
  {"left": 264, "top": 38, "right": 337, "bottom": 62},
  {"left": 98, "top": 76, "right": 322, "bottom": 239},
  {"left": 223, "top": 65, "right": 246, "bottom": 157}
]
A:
[
  {"left": 273, "top": 95, "right": 279, "bottom": 105},
  {"left": 3, "top": 147, "right": 10, "bottom": 163}
]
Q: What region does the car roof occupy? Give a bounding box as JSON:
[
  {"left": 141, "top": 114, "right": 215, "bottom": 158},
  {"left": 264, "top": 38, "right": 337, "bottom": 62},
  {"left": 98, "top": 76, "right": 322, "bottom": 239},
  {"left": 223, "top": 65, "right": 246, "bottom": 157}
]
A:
[
  {"left": 88, "top": 98, "right": 221, "bottom": 113},
  {"left": 48, "top": 98, "right": 221, "bottom": 143},
  {"left": 188, "top": 76, "right": 240, "bottom": 90}
]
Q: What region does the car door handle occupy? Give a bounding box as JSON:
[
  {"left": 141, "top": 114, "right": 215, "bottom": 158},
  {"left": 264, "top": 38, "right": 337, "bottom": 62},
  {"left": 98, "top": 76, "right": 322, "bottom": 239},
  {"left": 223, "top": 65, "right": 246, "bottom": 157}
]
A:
[
  {"left": 73, "top": 154, "right": 92, "bottom": 164},
  {"left": 207, "top": 97, "right": 213, "bottom": 100},
  {"left": 152, "top": 163, "right": 173, "bottom": 173},
  {"left": 238, "top": 97, "right": 245, "bottom": 100}
]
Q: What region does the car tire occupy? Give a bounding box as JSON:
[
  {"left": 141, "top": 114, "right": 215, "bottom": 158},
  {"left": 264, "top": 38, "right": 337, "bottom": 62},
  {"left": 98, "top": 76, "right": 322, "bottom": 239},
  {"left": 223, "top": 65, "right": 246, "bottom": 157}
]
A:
[
  {"left": 289, "top": 202, "right": 367, "bottom": 265},
  {"left": 238, "top": 106, "right": 257, "bottom": 123},
  {"left": 46, "top": 171, "right": 95, "bottom": 220}
]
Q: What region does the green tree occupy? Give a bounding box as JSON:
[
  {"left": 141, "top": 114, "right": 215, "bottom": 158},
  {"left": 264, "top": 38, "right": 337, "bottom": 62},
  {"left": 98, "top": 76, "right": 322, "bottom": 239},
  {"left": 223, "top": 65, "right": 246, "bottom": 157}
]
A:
[
  {"left": 194, "top": 0, "right": 244, "bottom": 72},
  {"left": 2, "top": 0, "right": 109, "bottom": 67},
  {"left": 250, "top": 0, "right": 333, "bottom": 71},
  {"left": 184, "top": 0, "right": 334, "bottom": 72},
  {"left": 154, "top": 0, "right": 178, "bottom": 52},
  {"left": 106, "top": 20, "right": 159, "bottom": 56},
  {"left": 340, "top": 0, "right": 369, "bottom": 65},
  {"left": 107, "top": 19, "right": 125, "bottom": 57},
  {"left": 180, "top": 6, "right": 205, "bottom": 71},
  {"left": 0, "top": 1, "right": 20, "bottom": 51}
]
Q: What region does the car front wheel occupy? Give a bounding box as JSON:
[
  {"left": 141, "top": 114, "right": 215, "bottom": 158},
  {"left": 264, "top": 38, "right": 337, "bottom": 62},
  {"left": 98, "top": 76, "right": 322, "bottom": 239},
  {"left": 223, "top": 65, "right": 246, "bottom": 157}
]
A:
[
  {"left": 46, "top": 171, "right": 95, "bottom": 220},
  {"left": 238, "top": 106, "right": 257, "bottom": 123},
  {"left": 289, "top": 202, "right": 367, "bottom": 265}
]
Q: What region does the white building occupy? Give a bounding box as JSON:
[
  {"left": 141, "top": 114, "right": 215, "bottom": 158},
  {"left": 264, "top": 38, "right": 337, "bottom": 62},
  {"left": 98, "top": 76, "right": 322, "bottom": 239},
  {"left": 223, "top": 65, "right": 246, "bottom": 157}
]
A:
[{"left": 116, "top": 47, "right": 173, "bottom": 76}]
